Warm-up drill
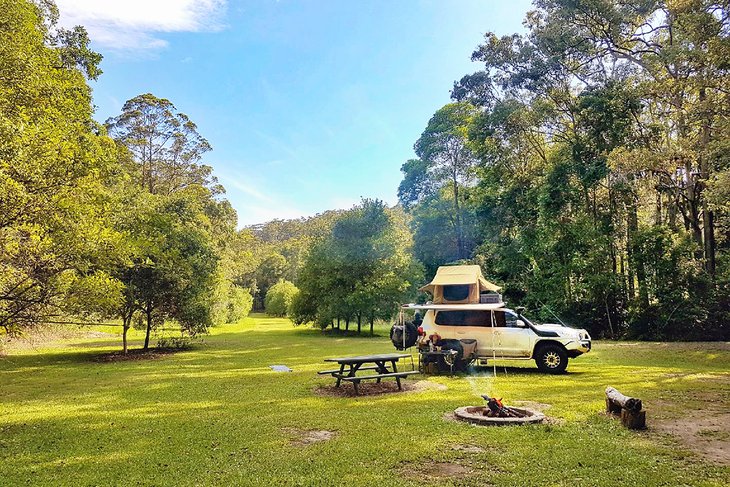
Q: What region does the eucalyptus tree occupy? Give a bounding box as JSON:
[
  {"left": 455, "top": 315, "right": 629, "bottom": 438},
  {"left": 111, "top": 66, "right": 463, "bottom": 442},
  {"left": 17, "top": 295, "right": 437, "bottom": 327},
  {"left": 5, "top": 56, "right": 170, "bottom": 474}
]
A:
[
  {"left": 400, "top": 102, "right": 480, "bottom": 260},
  {"left": 106, "top": 94, "right": 219, "bottom": 196}
]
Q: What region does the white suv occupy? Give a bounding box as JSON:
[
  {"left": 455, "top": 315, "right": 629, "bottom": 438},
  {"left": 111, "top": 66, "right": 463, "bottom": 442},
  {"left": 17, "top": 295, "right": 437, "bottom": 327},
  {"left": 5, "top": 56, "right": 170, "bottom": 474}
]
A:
[{"left": 410, "top": 304, "right": 591, "bottom": 374}]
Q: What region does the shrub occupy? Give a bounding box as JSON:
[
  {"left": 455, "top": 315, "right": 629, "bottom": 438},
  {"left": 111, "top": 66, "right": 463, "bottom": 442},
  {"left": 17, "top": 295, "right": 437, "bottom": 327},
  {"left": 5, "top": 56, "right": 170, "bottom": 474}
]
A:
[
  {"left": 265, "top": 280, "right": 299, "bottom": 317},
  {"left": 227, "top": 285, "right": 254, "bottom": 323}
]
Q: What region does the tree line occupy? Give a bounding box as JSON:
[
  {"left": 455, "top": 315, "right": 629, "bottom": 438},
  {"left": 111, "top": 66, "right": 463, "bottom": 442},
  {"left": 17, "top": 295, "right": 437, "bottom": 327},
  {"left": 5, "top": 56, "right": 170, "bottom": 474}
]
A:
[
  {"left": 2, "top": 0, "right": 727, "bottom": 347},
  {"left": 399, "top": 0, "right": 729, "bottom": 340}
]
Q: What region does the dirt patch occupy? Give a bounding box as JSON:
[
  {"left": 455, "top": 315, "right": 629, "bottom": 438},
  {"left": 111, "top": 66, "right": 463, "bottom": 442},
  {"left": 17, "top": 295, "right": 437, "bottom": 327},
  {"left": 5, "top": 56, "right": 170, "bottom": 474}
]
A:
[
  {"left": 84, "top": 331, "right": 116, "bottom": 339},
  {"left": 314, "top": 380, "right": 446, "bottom": 397},
  {"left": 92, "top": 348, "right": 181, "bottom": 362},
  {"left": 654, "top": 411, "right": 730, "bottom": 465},
  {"left": 399, "top": 461, "right": 473, "bottom": 481},
  {"left": 452, "top": 444, "right": 485, "bottom": 454},
  {"left": 283, "top": 428, "right": 337, "bottom": 446}
]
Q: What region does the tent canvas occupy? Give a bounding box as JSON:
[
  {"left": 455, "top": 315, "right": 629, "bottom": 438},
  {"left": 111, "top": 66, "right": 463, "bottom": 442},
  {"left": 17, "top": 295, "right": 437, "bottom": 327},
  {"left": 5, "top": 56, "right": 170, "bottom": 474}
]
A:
[{"left": 418, "top": 265, "right": 500, "bottom": 304}]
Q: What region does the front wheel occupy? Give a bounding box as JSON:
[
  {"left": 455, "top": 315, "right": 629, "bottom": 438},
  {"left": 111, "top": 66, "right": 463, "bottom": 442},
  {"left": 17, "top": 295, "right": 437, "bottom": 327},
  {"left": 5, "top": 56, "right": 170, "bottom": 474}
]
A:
[{"left": 535, "top": 343, "right": 568, "bottom": 374}]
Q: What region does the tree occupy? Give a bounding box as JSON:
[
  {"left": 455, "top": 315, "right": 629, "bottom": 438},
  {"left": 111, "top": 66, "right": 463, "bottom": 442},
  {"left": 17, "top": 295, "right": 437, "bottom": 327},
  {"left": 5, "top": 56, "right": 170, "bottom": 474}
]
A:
[
  {"left": 291, "top": 200, "right": 422, "bottom": 334},
  {"left": 400, "top": 102, "right": 480, "bottom": 260},
  {"left": 264, "top": 280, "right": 299, "bottom": 317},
  {"left": 402, "top": 0, "right": 729, "bottom": 340},
  {"left": 0, "top": 0, "right": 122, "bottom": 334},
  {"left": 105, "top": 93, "right": 219, "bottom": 196},
  {"left": 118, "top": 191, "right": 220, "bottom": 350}
]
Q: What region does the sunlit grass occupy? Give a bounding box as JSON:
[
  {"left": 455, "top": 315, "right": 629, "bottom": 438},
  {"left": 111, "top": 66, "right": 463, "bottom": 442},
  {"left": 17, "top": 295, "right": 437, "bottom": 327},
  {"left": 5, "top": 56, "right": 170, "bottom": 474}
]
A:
[{"left": 1, "top": 314, "right": 728, "bottom": 486}]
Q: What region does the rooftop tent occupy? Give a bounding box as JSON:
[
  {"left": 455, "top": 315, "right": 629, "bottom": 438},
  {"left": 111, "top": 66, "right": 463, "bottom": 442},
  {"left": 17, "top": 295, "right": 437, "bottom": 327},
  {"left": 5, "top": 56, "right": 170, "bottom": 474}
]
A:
[{"left": 419, "top": 265, "right": 501, "bottom": 304}]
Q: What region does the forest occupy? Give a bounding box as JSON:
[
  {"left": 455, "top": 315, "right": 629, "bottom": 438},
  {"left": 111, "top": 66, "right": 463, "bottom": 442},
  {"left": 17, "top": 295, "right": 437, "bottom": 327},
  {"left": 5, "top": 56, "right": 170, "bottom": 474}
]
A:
[{"left": 1, "top": 0, "right": 728, "bottom": 349}]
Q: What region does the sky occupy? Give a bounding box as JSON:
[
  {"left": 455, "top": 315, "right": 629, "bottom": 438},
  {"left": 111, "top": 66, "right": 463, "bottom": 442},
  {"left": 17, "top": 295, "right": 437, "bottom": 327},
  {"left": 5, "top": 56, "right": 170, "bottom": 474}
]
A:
[{"left": 56, "top": 0, "right": 533, "bottom": 227}]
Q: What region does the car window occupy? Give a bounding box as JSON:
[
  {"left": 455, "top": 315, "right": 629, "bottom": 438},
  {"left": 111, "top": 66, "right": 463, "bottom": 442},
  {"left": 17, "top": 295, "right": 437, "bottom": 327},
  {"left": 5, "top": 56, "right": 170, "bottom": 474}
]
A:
[
  {"left": 494, "top": 311, "right": 507, "bottom": 327},
  {"left": 505, "top": 311, "right": 518, "bottom": 327},
  {"left": 435, "top": 310, "right": 493, "bottom": 327},
  {"left": 442, "top": 285, "right": 470, "bottom": 301}
]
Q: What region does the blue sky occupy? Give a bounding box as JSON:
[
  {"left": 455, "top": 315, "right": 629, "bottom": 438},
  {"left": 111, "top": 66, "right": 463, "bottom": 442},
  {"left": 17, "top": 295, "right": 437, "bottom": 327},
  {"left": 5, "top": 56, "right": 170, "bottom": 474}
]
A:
[{"left": 57, "top": 0, "right": 533, "bottom": 226}]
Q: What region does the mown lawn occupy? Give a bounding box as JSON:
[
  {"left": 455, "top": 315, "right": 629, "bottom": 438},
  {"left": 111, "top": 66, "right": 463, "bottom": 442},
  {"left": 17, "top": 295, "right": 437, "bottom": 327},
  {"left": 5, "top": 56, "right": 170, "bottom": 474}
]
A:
[{"left": 1, "top": 314, "right": 728, "bottom": 486}]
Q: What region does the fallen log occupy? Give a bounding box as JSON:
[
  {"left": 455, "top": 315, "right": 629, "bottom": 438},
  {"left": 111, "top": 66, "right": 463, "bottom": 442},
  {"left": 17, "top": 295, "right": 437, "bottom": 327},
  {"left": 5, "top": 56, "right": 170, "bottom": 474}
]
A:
[
  {"left": 605, "top": 386, "right": 642, "bottom": 413},
  {"left": 605, "top": 386, "right": 646, "bottom": 430}
]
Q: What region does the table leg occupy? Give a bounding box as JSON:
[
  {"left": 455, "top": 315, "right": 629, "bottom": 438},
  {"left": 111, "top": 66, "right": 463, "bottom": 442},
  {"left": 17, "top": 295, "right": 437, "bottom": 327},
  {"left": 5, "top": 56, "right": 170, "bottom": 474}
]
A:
[
  {"left": 391, "top": 360, "right": 402, "bottom": 390},
  {"left": 349, "top": 363, "right": 362, "bottom": 376},
  {"left": 335, "top": 363, "right": 345, "bottom": 387},
  {"left": 348, "top": 363, "right": 363, "bottom": 394},
  {"left": 374, "top": 361, "right": 388, "bottom": 383}
]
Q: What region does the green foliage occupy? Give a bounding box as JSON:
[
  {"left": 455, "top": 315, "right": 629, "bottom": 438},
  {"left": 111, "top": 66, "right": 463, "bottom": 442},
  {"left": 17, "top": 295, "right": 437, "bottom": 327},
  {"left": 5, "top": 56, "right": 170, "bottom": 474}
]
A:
[
  {"left": 400, "top": 102, "right": 480, "bottom": 260},
  {"left": 235, "top": 211, "right": 343, "bottom": 309},
  {"left": 225, "top": 284, "right": 254, "bottom": 324},
  {"left": 404, "top": 0, "right": 729, "bottom": 340},
  {"left": 0, "top": 0, "right": 121, "bottom": 334},
  {"left": 264, "top": 280, "right": 299, "bottom": 317},
  {"left": 292, "top": 200, "right": 423, "bottom": 332},
  {"left": 105, "top": 93, "right": 218, "bottom": 196}
]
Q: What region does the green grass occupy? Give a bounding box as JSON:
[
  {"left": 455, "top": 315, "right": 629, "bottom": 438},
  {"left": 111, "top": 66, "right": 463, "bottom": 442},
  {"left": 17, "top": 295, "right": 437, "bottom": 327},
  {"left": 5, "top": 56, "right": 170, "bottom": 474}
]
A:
[{"left": 1, "top": 315, "right": 728, "bottom": 486}]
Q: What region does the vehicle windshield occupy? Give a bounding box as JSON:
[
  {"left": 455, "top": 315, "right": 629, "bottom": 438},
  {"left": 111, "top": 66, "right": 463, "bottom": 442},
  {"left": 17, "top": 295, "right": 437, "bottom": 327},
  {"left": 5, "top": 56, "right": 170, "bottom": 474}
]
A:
[{"left": 514, "top": 311, "right": 534, "bottom": 327}]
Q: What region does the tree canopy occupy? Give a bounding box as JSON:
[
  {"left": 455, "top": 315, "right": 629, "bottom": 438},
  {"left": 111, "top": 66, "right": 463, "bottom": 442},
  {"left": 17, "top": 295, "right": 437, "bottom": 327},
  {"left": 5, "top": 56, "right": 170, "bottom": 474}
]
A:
[{"left": 402, "top": 0, "right": 729, "bottom": 340}]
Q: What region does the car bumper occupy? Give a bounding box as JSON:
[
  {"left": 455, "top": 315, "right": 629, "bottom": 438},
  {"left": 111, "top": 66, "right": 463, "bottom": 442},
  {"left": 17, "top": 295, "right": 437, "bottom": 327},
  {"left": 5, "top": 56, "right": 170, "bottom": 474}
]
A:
[{"left": 565, "top": 339, "right": 591, "bottom": 358}]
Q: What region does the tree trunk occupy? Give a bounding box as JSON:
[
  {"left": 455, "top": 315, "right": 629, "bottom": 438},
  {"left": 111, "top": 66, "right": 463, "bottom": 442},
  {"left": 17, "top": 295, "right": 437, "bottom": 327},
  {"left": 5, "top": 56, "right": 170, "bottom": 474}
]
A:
[
  {"left": 122, "top": 315, "right": 131, "bottom": 354},
  {"left": 143, "top": 306, "right": 152, "bottom": 350},
  {"left": 369, "top": 315, "right": 374, "bottom": 336},
  {"left": 357, "top": 313, "right": 361, "bottom": 334},
  {"left": 703, "top": 207, "right": 716, "bottom": 277},
  {"left": 627, "top": 195, "right": 648, "bottom": 307},
  {"left": 345, "top": 317, "right": 350, "bottom": 331},
  {"left": 698, "top": 88, "right": 716, "bottom": 278},
  {"left": 452, "top": 172, "right": 464, "bottom": 259}
]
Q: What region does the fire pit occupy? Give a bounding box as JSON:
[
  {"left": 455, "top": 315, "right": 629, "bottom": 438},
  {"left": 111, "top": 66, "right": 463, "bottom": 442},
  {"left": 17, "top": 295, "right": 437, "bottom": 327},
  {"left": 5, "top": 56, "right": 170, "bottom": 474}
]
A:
[
  {"left": 454, "top": 406, "right": 545, "bottom": 425},
  {"left": 453, "top": 395, "right": 545, "bottom": 425}
]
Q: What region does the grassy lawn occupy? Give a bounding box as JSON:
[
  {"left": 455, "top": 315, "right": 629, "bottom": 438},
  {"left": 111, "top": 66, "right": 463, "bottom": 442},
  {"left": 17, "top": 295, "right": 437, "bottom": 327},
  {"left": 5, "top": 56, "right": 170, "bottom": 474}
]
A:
[{"left": 1, "top": 314, "right": 728, "bottom": 486}]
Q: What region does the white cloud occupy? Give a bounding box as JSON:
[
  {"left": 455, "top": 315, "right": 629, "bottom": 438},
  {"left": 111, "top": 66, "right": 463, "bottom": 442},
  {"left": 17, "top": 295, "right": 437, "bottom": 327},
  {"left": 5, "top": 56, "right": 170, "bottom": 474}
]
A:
[
  {"left": 55, "top": 0, "right": 227, "bottom": 51},
  {"left": 219, "top": 175, "right": 274, "bottom": 204}
]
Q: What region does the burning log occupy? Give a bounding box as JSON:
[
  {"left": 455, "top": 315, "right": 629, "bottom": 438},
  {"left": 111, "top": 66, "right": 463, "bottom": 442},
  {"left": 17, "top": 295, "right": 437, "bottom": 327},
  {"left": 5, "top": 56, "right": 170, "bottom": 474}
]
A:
[
  {"left": 480, "top": 394, "right": 526, "bottom": 418},
  {"left": 605, "top": 386, "right": 646, "bottom": 430}
]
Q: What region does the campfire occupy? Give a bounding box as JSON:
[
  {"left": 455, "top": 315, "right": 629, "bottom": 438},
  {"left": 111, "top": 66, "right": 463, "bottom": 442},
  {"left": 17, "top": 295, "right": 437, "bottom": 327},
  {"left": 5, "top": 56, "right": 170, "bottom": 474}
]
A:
[
  {"left": 452, "top": 395, "right": 546, "bottom": 425},
  {"left": 480, "top": 394, "right": 528, "bottom": 418}
]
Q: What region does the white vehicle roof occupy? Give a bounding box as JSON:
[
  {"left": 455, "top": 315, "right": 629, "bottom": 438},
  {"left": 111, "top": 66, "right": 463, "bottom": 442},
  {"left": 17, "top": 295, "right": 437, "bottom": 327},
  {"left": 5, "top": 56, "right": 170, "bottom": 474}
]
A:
[{"left": 401, "top": 303, "right": 506, "bottom": 311}]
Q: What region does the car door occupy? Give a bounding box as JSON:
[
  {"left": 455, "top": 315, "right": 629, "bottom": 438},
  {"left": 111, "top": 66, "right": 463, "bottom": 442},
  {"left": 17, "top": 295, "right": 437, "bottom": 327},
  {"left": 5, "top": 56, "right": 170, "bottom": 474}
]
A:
[
  {"left": 492, "top": 311, "right": 533, "bottom": 357},
  {"left": 433, "top": 310, "right": 494, "bottom": 357}
]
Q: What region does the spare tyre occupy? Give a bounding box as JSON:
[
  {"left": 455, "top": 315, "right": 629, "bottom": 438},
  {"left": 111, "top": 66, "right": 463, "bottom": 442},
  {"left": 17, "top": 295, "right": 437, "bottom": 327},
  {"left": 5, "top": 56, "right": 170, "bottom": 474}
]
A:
[{"left": 390, "top": 322, "right": 418, "bottom": 350}]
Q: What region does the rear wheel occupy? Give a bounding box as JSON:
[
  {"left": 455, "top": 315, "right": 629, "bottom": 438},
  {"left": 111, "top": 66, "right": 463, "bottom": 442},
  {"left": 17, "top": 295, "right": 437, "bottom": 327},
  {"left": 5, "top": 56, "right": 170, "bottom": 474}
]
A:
[{"left": 535, "top": 343, "right": 568, "bottom": 374}]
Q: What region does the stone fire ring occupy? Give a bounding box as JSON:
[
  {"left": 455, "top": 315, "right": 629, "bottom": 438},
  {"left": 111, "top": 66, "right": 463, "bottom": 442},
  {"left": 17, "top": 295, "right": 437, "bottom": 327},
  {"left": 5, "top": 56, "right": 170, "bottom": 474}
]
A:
[{"left": 454, "top": 406, "right": 545, "bottom": 425}]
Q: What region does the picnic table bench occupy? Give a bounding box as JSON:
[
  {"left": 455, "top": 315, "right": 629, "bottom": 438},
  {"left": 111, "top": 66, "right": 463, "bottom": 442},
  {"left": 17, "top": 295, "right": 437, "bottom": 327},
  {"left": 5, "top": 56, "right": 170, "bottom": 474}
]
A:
[{"left": 319, "top": 353, "right": 420, "bottom": 395}]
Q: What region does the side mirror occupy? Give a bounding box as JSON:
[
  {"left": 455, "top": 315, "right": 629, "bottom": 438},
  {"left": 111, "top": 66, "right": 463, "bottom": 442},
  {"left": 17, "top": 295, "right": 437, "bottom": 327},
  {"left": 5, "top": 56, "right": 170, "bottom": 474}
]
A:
[{"left": 515, "top": 319, "right": 527, "bottom": 328}]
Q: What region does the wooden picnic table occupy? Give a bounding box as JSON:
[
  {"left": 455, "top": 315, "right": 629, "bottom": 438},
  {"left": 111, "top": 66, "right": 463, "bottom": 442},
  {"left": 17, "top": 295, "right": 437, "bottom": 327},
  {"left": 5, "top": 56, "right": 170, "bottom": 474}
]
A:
[{"left": 319, "top": 353, "right": 419, "bottom": 395}]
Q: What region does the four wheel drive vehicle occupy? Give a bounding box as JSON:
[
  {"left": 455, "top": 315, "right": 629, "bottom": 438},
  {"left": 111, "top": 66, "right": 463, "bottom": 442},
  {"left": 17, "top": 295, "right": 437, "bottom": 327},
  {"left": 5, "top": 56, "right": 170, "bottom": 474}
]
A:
[
  {"left": 403, "top": 303, "right": 591, "bottom": 374},
  {"left": 392, "top": 265, "right": 591, "bottom": 374}
]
